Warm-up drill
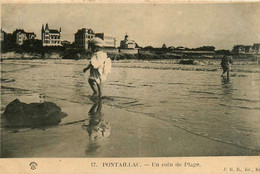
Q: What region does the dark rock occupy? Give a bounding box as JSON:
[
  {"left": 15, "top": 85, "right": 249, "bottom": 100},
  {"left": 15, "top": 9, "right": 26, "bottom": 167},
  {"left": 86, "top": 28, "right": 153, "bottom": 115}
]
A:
[{"left": 2, "top": 99, "right": 67, "bottom": 127}]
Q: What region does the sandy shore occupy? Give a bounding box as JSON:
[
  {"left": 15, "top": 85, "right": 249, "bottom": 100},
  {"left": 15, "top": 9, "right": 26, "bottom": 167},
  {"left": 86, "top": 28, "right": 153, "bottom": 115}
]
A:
[
  {"left": 1, "top": 101, "right": 259, "bottom": 158},
  {"left": 1, "top": 59, "right": 259, "bottom": 157}
]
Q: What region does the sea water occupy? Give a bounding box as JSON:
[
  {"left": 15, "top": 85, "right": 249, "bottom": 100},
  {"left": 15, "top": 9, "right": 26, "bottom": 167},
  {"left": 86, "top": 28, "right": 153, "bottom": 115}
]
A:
[{"left": 1, "top": 59, "right": 260, "bottom": 152}]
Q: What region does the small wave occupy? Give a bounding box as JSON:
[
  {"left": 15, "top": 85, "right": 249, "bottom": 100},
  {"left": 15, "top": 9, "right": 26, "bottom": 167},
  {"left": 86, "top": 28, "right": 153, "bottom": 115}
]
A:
[
  {"left": 129, "top": 103, "right": 144, "bottom": 107},
  {"left": 219, "top": 103, "right": 260, "bottom": 110},
  {"left": 160, "top": 100, "right": 168, "bottom": 103},
  {"left": 1, "top": 79, "right": 16, "bottom": 83},
  {"left": 142, "top": 84, "right": 153, "bottom": 87},
  {"left": 1, "top": 85, "right": 30, "bottom": 92},
  {"left": 120, "top": 100, "right": 139, "bottom": 105},
  {"left": 167, "top": 82, "right": 188, "bottom": 85},
  {"left": 234, "top": 105, "right": 260, "bottom": 110},
  {"left": 189, "top": 90, "right": 216, "bottom": 95},
  {"left": 195, "top": 84, "right": 220, "bottom": 87},
  {"left": 232, "top": 97, "right": 260, "bottom": 103},
  {"left": 197, "top": 96, "right": 221, "bottom": 100},
  {"left": 64, "top": 75, "right": 78, "bottom": 78},
  {"left": 119, "top": 100, "right": 144, "bottom": 107},
  {"left": 108, "top": 83, "right": 136, "bottom": 88}
]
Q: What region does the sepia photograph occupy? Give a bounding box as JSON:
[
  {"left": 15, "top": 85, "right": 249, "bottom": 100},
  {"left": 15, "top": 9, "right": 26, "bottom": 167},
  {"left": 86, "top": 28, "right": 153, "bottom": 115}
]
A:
[{"left": 0, "top": 0, "right": 260, "bottom": 173}]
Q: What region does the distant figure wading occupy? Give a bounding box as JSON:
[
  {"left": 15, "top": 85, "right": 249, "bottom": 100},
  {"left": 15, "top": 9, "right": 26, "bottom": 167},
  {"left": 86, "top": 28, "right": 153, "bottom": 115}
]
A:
[
  {"left": 83, "top": 37, "right": 111, "bottom": 98},
  {"left": 221, "top": 55, "right": 233, "bottom": 78}
]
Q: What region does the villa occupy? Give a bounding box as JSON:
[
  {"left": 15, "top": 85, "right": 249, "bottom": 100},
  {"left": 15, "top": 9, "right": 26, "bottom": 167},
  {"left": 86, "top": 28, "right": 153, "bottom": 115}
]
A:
[{"left": 41, "top": 23, "right": 62, "bottom": 47}]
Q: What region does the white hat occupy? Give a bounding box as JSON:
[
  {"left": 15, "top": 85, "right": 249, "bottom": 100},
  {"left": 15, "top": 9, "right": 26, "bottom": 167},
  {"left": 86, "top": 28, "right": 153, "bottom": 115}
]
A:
[{"left": 90, "top": 37, "right": 104, "bottom": 47}]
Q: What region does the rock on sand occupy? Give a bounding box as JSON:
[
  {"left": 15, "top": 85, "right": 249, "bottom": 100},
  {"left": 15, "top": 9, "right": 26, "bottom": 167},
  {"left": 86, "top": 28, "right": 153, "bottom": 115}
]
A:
[{"left": 2, "top": 99, "right": 67, "bottom": 127}]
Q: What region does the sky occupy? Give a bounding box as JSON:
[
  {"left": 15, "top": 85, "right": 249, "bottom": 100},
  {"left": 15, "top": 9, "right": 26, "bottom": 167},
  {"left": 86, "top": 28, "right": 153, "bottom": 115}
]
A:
[{"left": 1, "top": 2, "right": 260, "bottom": 50}]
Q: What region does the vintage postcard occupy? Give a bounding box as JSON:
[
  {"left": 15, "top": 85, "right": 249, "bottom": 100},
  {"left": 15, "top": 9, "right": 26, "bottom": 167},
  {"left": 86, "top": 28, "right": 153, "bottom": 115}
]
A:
[{"left": 0, "top": 0, "right": 259, "bottom": 173}]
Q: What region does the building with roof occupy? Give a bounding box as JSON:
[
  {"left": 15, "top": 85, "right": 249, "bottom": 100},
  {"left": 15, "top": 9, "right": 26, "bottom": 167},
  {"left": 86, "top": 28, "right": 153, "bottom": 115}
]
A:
[
  {"left": 251, "top": 43, "right": 260, "bottom": 54},
  {"left": 232, "top": 45, "right": 246, "bottom": 54},
  {"left": 41, "top": 23, "right": 62, "bottom": 46},
  {"left": 12, "top": 29, "right": 36, "bottom": 45},
  {"left": 1, "top": 28, "right": 7, "bottom": 42},
  {"left": 1, "top": 29, "right": 6, "bottom": 42},
  {"left": 74, "top": 28, "right": 95, "bottom": 50},
  {"left": 120, "top": 34, "right": 137, "bottom": 49},
  {"left": 95, "top": 33, "right": 117, "bottom": 48},
  {"left": 244, "top": 46, "right": 252, "bottom": 53}
]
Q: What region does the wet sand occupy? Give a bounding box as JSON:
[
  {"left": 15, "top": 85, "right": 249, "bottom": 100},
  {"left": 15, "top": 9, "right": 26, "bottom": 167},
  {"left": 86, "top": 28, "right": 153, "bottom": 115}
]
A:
[
  {"left": 1, "top": 59, "right": 260, "bottom": 157},
  {"left": 1, "top": 102, "right": 258, "bottom": 158}
]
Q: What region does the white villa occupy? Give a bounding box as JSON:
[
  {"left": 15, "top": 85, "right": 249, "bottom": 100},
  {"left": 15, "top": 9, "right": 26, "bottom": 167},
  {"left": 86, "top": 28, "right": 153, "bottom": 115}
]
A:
[{"left": 41, "top": 23, "right": 62, "bottom": 46}]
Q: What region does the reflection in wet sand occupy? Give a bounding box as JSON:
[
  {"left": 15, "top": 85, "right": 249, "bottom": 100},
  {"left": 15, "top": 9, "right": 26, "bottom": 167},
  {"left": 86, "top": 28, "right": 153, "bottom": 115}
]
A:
[
  {"left": 82, "top": 99, "right": 111, "bottom": 154},
  {"left": 221, "top": 77, "right": 233, "bottom": 102},
  {"left": 221, "top": 76, "right": 230, "bottom": 85},
  {"left": 219, "top": 77, "right": 233, "bottom": 113}
]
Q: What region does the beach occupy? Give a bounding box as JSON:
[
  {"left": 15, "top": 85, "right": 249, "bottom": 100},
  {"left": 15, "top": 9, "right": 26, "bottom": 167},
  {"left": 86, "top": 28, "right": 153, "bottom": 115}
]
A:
[{"left": 1, "top": 59, "right": 260, "bottom": 157}]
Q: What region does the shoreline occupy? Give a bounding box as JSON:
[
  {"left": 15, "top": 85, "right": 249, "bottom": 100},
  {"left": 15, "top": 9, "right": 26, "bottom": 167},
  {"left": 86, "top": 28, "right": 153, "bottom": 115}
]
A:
[
  {"left": 1, "top": 50, "right": 260, "bottom": 61},
  {"left": 1, "top": 58, "right": 259, "bottom": 74}
]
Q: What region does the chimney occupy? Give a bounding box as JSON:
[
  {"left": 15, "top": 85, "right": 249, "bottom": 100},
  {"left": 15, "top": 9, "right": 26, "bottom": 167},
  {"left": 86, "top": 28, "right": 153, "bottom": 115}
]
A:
[{"left": 45, "top": 23, "right": 49, "bottom": 30}]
